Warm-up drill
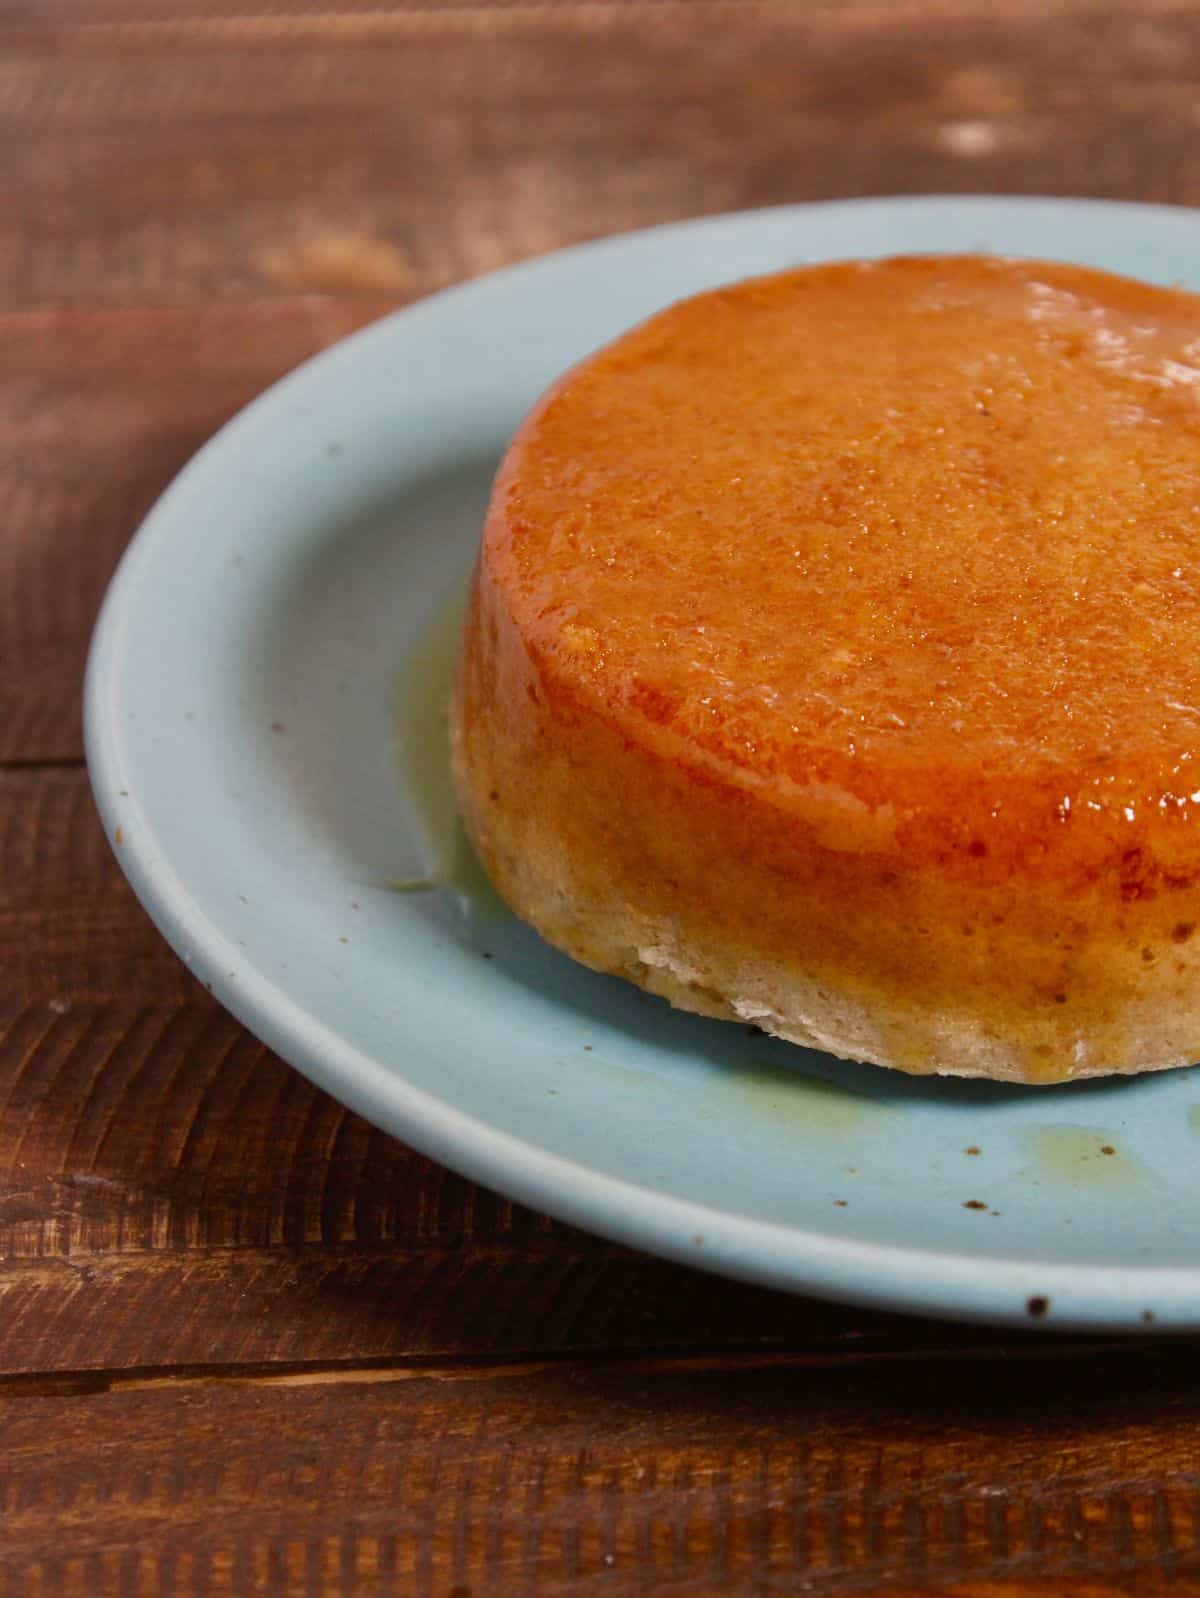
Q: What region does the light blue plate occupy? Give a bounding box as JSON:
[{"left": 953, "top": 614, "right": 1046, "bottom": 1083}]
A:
[{"left": 87, "top": 197, "right": 1200, "bottom": 1331}]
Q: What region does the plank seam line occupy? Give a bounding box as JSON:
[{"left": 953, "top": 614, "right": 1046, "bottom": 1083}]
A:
[
  {"left": 0, "top": 757, "right": 87, "bottom": 773},
  {"left": 0, "top": 1336, "right": 1148, "bottom": 1398}
]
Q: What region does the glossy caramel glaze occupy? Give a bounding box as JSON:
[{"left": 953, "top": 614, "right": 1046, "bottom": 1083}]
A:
[{"left": 453, "top": 257, "right": 1200, "bottom": 1081}]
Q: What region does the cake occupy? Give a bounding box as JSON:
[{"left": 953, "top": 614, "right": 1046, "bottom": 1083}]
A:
[{"left": 450, "top": 254, "right": 1200, "bottom": 1084}]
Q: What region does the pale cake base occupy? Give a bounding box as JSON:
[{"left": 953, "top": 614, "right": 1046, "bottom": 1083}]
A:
[
  {"left": 449, "top": 781, "right": 1200, "bottom": 1088},
  {"left": 450, "top": 636, "right": 1200, "bottom": 1086}
]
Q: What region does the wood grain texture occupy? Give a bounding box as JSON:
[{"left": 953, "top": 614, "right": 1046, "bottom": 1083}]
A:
[
  {"left": 3, "top": 1349, "right": 1200, "bottom": 1596},
  {"left": 6, "top": 3, "right": 1200, "bottom": 314},
  {"left": 2, "top": 768, "right": 190, "bottom": 995}
]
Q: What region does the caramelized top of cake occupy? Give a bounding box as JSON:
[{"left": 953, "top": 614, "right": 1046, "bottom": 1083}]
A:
[{"left": 488, "top": 256, "right": 1200, "bottom": 868}]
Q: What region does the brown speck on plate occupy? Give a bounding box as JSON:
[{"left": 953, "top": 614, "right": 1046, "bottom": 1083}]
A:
[
  {"left": 1027, "top": 1295, "right": 1050, "bottom": 1318},
  {"left": 834, "top": 1199, "right": 848, "bottom": 1207},
  {"left": 964, "top": 1145, "right": 981, "bottom": 1155},
  {"left": 114, "top": 825, "right": 124, "bottom": 846},
  {"left": 963, "top": 1199, "right": 987, "bottom": 1211},
  {"left": 1101, "top": 1145, "right": 1116, "bottom": 1155},
  {"left": 1142, "top": 1308, "right": 1156, "bottom": 1323},
  {"left": 270, "top": 721, "right": 287, "bottom": 735}
]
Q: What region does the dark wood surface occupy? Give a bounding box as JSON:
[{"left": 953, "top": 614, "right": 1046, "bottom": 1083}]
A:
[{"left": 8, "top": 2, "right": 1200, "bottom": 1592}]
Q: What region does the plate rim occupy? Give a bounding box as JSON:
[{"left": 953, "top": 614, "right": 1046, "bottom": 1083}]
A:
[{"left": 85, "top": 194, "right": 1200, "bottom": 1331}]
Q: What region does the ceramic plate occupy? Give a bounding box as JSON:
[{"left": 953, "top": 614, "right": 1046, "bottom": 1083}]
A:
[{"left": 87, "top": 197, "right": 1200, "bottom": 1331}]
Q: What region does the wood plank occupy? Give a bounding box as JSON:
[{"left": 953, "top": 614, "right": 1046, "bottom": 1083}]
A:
[
  {"left": 0, "top": 1209, "right": 1076, "bottom": 1375},
  {"left": 0, "top": 301, "right": 391, "bottom": 764},
  {"left": 2, "top": 1349, "right": 1200, "bottom": 1594},
  {"left": 5, "top": 4, "right": 1200, "bottom": 316},
  {"left": 0, "top": 0, "right": 1134, "bottom": 39},
  {"left": 0, "top": 0, "right": 1084, "bottom": 24}
]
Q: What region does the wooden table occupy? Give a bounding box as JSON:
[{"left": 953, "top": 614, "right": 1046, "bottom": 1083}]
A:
[{"left": 7, "top": 2, "right": 1200, "bottom": 1591}]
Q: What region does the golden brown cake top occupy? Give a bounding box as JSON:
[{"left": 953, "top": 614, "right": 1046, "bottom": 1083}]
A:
[{"left": 488, "top": 256, "right": 1200, "bottom": 870}]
